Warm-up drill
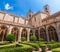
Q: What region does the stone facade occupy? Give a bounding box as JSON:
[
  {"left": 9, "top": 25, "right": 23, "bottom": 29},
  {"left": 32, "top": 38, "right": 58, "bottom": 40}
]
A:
[{"left": 0, "top": 5, "right": 60, "bottom": 42}]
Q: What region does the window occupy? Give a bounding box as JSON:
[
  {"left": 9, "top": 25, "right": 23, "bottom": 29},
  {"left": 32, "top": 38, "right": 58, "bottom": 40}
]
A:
[
  {"left": 35, "top": 17, "right": 36, "bottom": 22},
  {"left": 29, "top": 14, "right": 31, "bottom": 17}
]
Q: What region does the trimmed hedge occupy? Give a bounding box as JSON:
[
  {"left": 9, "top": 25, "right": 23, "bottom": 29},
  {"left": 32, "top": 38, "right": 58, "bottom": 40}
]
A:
[
  {"left": 21, "top": 42, "right": 39, "bottom": 51},
  {"left": 0, "top": 43, "right": 22, "bottom": 49},
  {"left": 47, "top": 43, "right": 60, "bottom": 49},
  {"left": 0, "top": 43, "right": 33, "bottom": 52},
  {"left": 0, "top": 42, "right": 7, "bottom": 45},
  {"left": 0, "top": 47, "right": 33, "bottom": 52},
  {"left": 52, "top": 48, "right": 60, "bottom": 52},
  {"left": 30, "top": 35, "right": 37, "bottom": 41},
  {"left": 21, "top": 37, "right": 26, "bottom": 41}
]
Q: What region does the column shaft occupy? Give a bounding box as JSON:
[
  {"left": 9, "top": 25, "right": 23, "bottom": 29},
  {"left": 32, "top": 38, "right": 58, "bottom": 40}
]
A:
[
  {"left": 45, "top": 26, "right": 49, "bottom": 41},
  {"left": 18, "top": 31, "right": 21, "bottom": 42}
]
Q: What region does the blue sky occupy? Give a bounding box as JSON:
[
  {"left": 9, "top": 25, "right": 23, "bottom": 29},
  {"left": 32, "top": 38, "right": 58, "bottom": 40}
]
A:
[{"left": 0, "top": 0, "right": 60, "bottom": 17}]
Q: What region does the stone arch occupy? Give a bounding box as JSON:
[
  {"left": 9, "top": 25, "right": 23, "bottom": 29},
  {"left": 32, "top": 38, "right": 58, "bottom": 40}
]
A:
[
  {"left": 0, "top": 25, "right": 8, "bottom": 41},
  {"left": 35, "top": 29, "right": 39, "bottom": 40},
  {"left": 21, "top": 28, "right": 27, "bottom": 41},
  {"left": 30, "top": 29, "right": 33, "bottom": 36},
  {"left": 29, "top": 29, "right": 33, "bottom": 40},
  {"left": 11, "top": 27, "right": 19, "bottom": 41},
  {"left": 47, "top": 26, "right": 58, "bottom": 41},
  {"left": 40, "top": 28, "right": 47, "bottom": 41}
]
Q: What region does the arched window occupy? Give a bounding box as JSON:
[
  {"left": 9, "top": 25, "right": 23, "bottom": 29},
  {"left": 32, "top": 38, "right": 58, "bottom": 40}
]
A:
[
  {"left": 34, "top": 17, "right": 36, "bottom": 22},
  {"left": 30, "top": 30, "right": 33, "bottom": 36},
  {"left": 48, "top": 26, "right": 58, "bottom": 41},
  {"left": 21, "top": 29, "right": 27, "bottom": 40},
  {"left": 0, "top": 26, "right": 8, "bottom": 41},
  {"left": 40, "top": 28, "right": 47, "bottom": 41},
  {"left": 11, "top": 27, "right": 19, "bottom": 41},
  {"left": 35, "top": 30, "right": 39, "bottom": 40}
]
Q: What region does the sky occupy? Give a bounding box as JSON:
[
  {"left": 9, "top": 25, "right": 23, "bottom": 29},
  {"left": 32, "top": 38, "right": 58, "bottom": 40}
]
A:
[{"left": 0, "top": 0, "right": 60, "bottom": 17}]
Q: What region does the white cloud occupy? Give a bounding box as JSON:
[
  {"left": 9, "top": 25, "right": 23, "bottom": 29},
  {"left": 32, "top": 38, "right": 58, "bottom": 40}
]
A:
[{"left": 5, "top": 3, "right": 13, "bottom": 10}]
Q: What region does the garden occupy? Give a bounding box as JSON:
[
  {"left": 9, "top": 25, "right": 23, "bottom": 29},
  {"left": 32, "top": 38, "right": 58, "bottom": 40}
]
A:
[{"left": 0, "top": 34, "right": 60, "bottom": 52}]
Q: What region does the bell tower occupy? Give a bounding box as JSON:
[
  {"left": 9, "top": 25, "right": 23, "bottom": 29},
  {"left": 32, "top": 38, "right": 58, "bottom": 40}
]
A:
[
  {"left": 44, "top": 5, "right": 50, "bottom": 15},
  {"left": 27, "top": 10, "right": 33, "bottom": 18},
  {"left": 27, "top": 10, "right": 33, "bottom": 26}
]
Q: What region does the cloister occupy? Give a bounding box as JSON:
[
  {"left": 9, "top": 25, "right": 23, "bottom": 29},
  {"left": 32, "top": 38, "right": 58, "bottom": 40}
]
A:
[
  {"left": 0, "top": 5, "right": 60, "bottom": 42},
  {"left": 0, "top": 25, "right": 59, "bottom": 42}
]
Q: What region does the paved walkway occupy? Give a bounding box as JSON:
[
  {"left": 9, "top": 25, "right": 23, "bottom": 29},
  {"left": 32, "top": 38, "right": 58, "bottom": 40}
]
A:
[
  {"left": 33, "top": 50, "right": 52, "bottom": 52},
  {"left": 46, "top": 51, "right": 52, "bottom": 52}
]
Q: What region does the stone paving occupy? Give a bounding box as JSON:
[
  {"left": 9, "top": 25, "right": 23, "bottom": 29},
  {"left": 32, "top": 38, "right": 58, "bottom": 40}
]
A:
[
  {"left": 33, "top": 50, "right": 52, "bottom": 52},
  {"left": 46, "top": 51, "right": 52, "bottom": 52},
  {"left": 32, "top": 48, "right": 52, "bottom": 52}
]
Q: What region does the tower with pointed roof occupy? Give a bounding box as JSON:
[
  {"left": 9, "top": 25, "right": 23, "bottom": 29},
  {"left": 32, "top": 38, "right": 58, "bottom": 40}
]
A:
[{"left": 44, "top": 4, "right": 50, "bottom": 15}]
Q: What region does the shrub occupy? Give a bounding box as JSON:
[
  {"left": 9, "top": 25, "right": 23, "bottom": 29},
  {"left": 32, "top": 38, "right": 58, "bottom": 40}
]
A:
[
  {"left": 22, "top": 42, "right": 39, "bottom": 51},
  {"left": 48, "top": 40, "right": 56, "bottom": 44},
  {"left": 0, "top": 47, "right": 33, "bottom": 52},
  {"left": 39, "top": 38, "right": 44, "bottom": 42},
  {"left": 0, "top": 45, "right": 33, "bottom": 52},
  {"left": 0, "top": 42, "right": 7, "bottom": 45},
  {"left": 0, "top": 44, "right": 16, "bottom": 49},
  {"left": 30, "top": 35, "right": 37, "bottom": 41},
  {"left": 47, "top": 44, "right": 58, "bottom": 50},
  {"left": 39, "top": 44, "right": 47, "bottom": 52},
  {"left": 21, "top": 37, "right": 26, "bottom": 41},
  {"left": 5, "top": 34, "right": 15, "bottom": 43},
  {"left": 52, "top": 48, "right": 60, "bottom": 52},
  {"left": 56, "top": 43, "right": 60, "bottom": 47}
]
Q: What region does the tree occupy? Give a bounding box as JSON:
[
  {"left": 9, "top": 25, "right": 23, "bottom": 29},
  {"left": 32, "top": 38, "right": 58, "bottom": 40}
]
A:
[{"left": 5, "top": 34, "right": 15, "bottom": 43}]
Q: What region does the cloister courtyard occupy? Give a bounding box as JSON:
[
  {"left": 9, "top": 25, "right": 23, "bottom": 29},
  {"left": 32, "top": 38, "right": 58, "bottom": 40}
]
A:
[{"left": 0, "top": 3, "right": 60, "bottom": 52}]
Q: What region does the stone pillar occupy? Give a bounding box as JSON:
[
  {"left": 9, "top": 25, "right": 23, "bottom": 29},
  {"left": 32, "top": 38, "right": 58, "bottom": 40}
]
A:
[
  {"left": 2, "top": 30, "right": 5, "bottom": 42},
  {"left": 38, "top": 28, "right": 40, "bottom": 38},
  {"left": 18, "top": 30, "right": 21, "bottom": 42},
  {"left": 33, "top": 29, "right": 35, "bottom": 35},
  {"left": 45, "top": 26, "right": 49, "bottom": 41},
  {"left": 39, "top": 28, "right": 41, "bottom": 38},
  {"left": 55, "top": 23, "right": 60, "bottom": 42},
  {"left": 8, "top": 26, "right": 12, "bottom": 34},
  {"left": 15, "top": 32, "right": 17, "bottom": 42},
  {"left": 27, "top": 29, "right": 30, "bottom": 42}
]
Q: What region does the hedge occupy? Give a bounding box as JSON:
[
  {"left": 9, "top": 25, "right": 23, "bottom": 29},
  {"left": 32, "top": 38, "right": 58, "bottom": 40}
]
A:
[
  {"left": 52, "top": 48, "right": 60, "bottom": 52},
  {"left": 0, "top": 47, "right": 33, "bottom": 52},
  {"left": 0, "top": 43, "right": 22, "bottom": 49},
  {"left": 0, "top": 43, "right": 33, "bottom": 52},
  {"left": 21, "top": 42, "right": 39, "bottom": 51}
]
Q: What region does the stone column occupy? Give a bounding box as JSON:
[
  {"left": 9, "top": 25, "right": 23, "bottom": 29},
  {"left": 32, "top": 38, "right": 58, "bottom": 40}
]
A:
[
  {"left": 38, "top": 28, "right": 40, "bottom": 39},
  {"left": 33, "top": 29, "right": 35, "bottom": 35},
  {"left": 18, "top": 30, "right": 21, "bottom": 42},
  {"left": 55, "top": 23, "right": 60, "bottom": 42},
  {"left": 15, "top": 32, "right": 17, "bottom": 42},
  {"left": 27, "top": 29, "right": 30, "bottom": 42},
  {"left": 8, "top": 26, "right": 12, "bottom": 34},
  {"left": 45, "top": 26, "right": 49, "bottom": 41},
  {"left": 2, "top": 30, "right": 5, "bottom": 42}
]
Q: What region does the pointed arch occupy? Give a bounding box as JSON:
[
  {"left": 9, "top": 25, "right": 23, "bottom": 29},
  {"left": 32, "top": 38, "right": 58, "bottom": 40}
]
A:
[
  {"left": 48, "top": 26, "right": 58, "bottom": 41},
  {"left": 21, "top": 28, "right": 27, "bottom": 41},
  {"left": 35, "top": 30, "right": 39, "bottom": 40},
  {"left": 30, "top": 29, "right": 33, "bottom": 36},
  {"left": 40, "top": 28, "right": 47, "bottom": 41},
  {"left": 11, "top": 27, "right": 19, "bottom": 41},
  {"left": 0, "top": 25, "right": 8, "bottom": 41}
]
